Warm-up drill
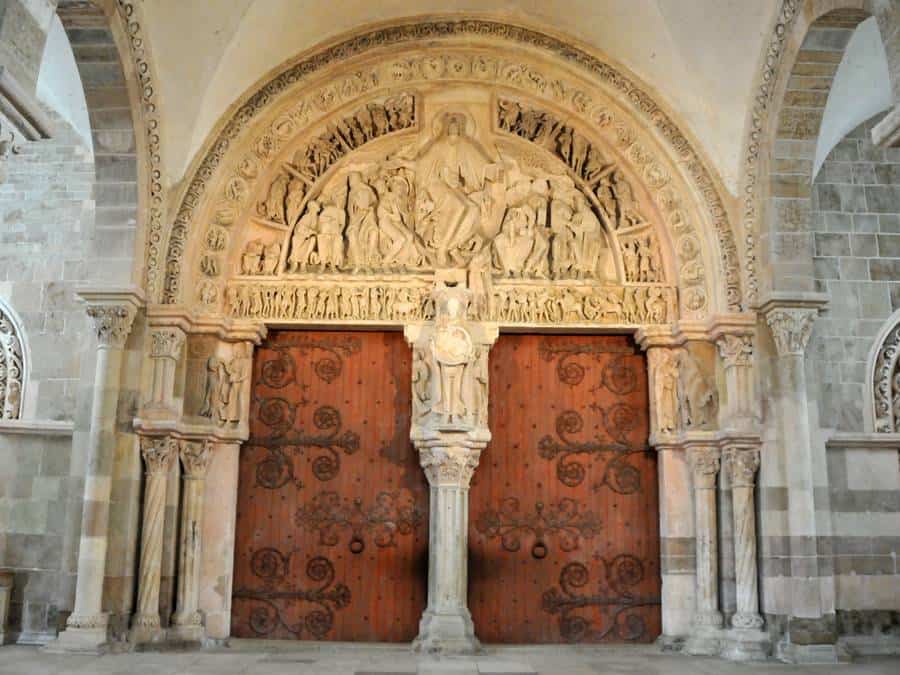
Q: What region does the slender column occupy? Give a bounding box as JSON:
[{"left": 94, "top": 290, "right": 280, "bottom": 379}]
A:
[
  {"left": 130, "top": 436, "right": 177, "bottom": 642},
  {"left": 725, "top": 447, "right": 763, "bottom": 629},
  {"left": 170, "top": 439, "right": 213, "bottom": 642},
  {"left": 684, "top": 444, "right": 723, "bottom": 655},
  {"left": 50, "top": 300, "right": 137, "bottom": 653}
]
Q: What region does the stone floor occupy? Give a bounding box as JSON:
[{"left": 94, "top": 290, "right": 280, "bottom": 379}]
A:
[{"left": 0, "top": 643, "right": 899, "bottom": 675}]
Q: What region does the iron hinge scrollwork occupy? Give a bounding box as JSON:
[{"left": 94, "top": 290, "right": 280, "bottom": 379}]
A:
[
  {"left": 259, "top": 334, "right": 362, "bottom": 388},
  {"left": 474, "top": 497, "right": 601, "bottom": 558},
  {"left": 232, "top": 549, "right": 351, "bottom": 639},
  {"left": 542, "top": 556, "right": 661, "bottom": 643},
  {"left": 538, "top": 339, "right": 637, "bottom": 391},
  {"left": 295, "top": 490, "right": 424, "bottom": 554}
]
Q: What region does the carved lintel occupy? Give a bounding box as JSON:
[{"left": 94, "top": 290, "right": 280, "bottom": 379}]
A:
[
  {"left": 717, "top": 334, "right": 753, "bottom": 368},
  {"left": 86, "top": 304, "right": 137, "bottom": 349},
  {"left": 723, "top": 446, "right": 760, "bottom": 489},
  {"left": 139, "top": 435, "right": 178, "bottom": 475},
  {"left": 765, "top": 308, "right": 817, "bottom": 357},
  {"left": 178, "top": 439, "right": 213, "bottom": 478}
]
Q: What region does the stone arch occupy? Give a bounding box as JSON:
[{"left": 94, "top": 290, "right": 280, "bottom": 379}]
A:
[
  {"left": 56, "top": 0, "right": 162, "bottom": 287},
  {"left": 156, "top": 19, "right": 745, "bottom": 320},
  {"left": 866, "top": 306, "right": 900, "bottom": 432},
  {"left": 744, "top": 0, "right": 899, "bottom": 301},
  {"left": 0, "top": 296, "right": 28, "bottom": 421}
]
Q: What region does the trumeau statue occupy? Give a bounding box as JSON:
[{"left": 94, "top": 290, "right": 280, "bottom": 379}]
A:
[{"left": 225, "top": 96, "right": 679, "bottom": 327}]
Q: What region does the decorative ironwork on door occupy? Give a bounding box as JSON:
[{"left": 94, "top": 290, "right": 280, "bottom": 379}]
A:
[
  {"left": 232, "top": 330, "right": 428, "bottom": 642},
  {"left": 469, "top": 334, "right": 661, "bottom": 644}
]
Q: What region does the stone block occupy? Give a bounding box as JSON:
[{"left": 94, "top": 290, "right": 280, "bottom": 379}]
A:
[
  {"left": 829, "top": 140, "right": 860, "bottom": 162},
  {"left": 891, "top": 283, "right": 900, "bottom": 312},
  {"left": 865, "top": 186, "right": 900, "bottom": 213},
  {"left": 816, "top": 162, "right": 852, "bottom": 183},
  {"left": 880, "top": 214, "right": 900, "bottom": 233},
  {"left": 869, "top": 259, "right": 900, "bottom": 281},
  {"left": 813, "top": 257, "right": 839, "bottom": 280},
  {"left": 837, "top": 257, "right": 868, "bottom": 280},
  {"left": 877, "top": 234, "right": 900, "bottom": 258},
  {"left": 851, "top": 163, "right": 877, "bottom": 185},
  {"left": 814, "top": 184, "right": 841, "bottom": 210},
  {"left": 850, "top": 234, "right": 877, "bottom": 257},
  {"left": 852, "top": 214, "right": 878, "bottom": 233},
  {"left": 815, "top": 233, "right": 850, "bottom": 257},
  {"left": 874, "top": 163, "right": 900, "bottom": 184},
  {"left": 775, "top": 175, "right": 812, "bottom": 199},
  {"left": 835, "top": 184, "right": 868, "bottom": 213}
]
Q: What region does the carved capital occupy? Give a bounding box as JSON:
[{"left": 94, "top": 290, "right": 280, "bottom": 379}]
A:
[
  {"left": 418, "top": 445, "right": 481, "bottom": 488},
  {"left": 724, "top": 447, "right": 760, "bottom": 488},
  {"left": 149, "top": 329, "right": 185, "bottom": 360},
  {"left": 179, "top": 439, "right": 213, "bottom": 478},
  {"left": 765, "top": 308, "right": 817, "bottom": 356},
  {"left": 86, "top": 304, "right": 136, "bottom": 349},
  {"left": 717, "top": 334, "right": 753, "bottom": 368},
  {"left": 139, "top": 435, "right": 177, "bottom": 475},
  {"left": 687, "top": 446, "right": 720, "bottom": 489}
]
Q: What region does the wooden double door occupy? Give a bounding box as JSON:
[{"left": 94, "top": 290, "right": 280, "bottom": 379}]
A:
[{"left": 231, "top": 331, "right": 660, "bottom": 644}]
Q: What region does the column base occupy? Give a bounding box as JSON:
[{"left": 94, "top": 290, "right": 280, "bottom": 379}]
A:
[
  {"left": 128, "top": 617, "right": 166, "bottom": 647},
  {"left": 44, "top": 623, "right": 109, "bottom": 655},
  {"left": 683, "top": 625, "right": 724, "bottom": 656},
  {"left": 167, "top": 622, "right": 205, "bottom": 645},
  {"left": 720, "top": 627, "right": 771, "bottom": 661},
  {"left": 775, "top": 639, "right": 850, "bottom": 664},
  {"left": 413, "top": 608, "right": 481, "bottom": 655}
]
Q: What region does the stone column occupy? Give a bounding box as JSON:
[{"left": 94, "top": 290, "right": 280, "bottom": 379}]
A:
[
  {"left": 763, "top": 300, "right": 838, "bottom": 662},
  {"left": 50, "top": 294, "right": 139, "bottom": 653},
  {"left": 684, "top": 444, "right": 724, "bottom": 655},
  {"left": 721, "top": 445, "right": 769, "bottom": 660},
  {"left": 717, "top": 335, "right": 756, "bottom": 431},
  {"left": 129, "top": 436, "right": 177, "bottom": 644},
  {"left": 170, "top": 439, "right": 213, "bottom": 642},
  {"left": 413, "top": 434, "right": 487, "bottom": 654}
]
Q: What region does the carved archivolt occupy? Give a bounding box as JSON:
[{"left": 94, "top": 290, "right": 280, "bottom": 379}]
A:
[
  {"left": 0, "top": 305, "right": 24, "bottom": 420},
  {"left": 162, "top": 24, "right": 740, "bottom": 317},
  {"left": 872, "top": 316, "right": 900, "bottom": 433}
]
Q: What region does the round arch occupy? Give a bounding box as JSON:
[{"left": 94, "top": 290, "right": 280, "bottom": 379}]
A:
[{"left": 153, "top": 17, "right": 746, "bottom": 326}]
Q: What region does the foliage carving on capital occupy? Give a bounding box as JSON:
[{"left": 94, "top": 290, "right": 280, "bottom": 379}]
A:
[
  {"left": 139, "top": 435, "right": 177, "bottom": 475},
  {"left": 688, "top": 447, "right": 720, "bottom": 490},
  {"left": 179, "top": 439, "right": 213, "bottom": 478},
  {"left": 418, "top": 445, "right": 482, "bottom": 488},
  {"left": 86, "top": 304, "right": 136, "bottom": 349},
  {"left": 724, "top": 447, "right": 760, "bottom": 488},
  {"left": 150, "top": 329, "right": 185, "bottom": 360},
  {"left": 717, "top": 334, "right": 753, "bottom": 368},
  {"left": 765, "top": 308, "right": 817, "bottom": 356}
]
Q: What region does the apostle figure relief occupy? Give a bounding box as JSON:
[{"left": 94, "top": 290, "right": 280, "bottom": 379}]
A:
[{"left": 224, "top": 95, "right": 678, "bottom": 327}]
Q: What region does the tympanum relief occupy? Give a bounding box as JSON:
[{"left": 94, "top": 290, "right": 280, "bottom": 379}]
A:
[{"left": 212, "top": 92, "right": 680, "bottom": 328}]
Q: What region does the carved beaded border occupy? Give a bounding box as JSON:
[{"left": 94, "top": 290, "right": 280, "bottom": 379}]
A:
[{"left": 159, "top": 19, "right": 742, "bottom": 312}]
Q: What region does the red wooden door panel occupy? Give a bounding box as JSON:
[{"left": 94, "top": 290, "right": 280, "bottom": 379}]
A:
[
  {"left": 469, "top": 334, "right": 661, "bottom": 644},
  {"left": 231, "top": 330, "right": 428, "bottom": 642}
]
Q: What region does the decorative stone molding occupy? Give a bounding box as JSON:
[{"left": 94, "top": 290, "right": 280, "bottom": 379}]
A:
[
  {"left": 139, "top": 435, "right": 177, "bottom": 475},
  {"left": 869, "top": 310, "right": 900, "bottom": 433},
  {"left": 717, "top": 335, "right": 753, "bottom": 368},
  {"left": 765, "top": 309, "right": 817, "bottom": 357},
  {"left": 178, "top": 439, "right": 213, "bottom": 478},
  {"left": 158, "top": 20, "right": 741, "bottom": 314},
  {"left": 0, "top": 300, "right": 25, "bottom": 420},
  {"left": 85, "top": 305, "right": 137, "bottom": 349},
  {"left": 419, "top": 445, "right": 482, "bottom": 489}
]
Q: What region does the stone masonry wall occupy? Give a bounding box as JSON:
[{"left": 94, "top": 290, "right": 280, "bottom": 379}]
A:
[{"left": 808, "top": 111, "right": 900, "bottom": 630}]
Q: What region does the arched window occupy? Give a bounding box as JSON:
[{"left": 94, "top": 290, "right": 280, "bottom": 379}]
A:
[
  {"left": 869, "top": 309, "right": 900, "bottom": 433},
  {"left": 0, "top": 300, "right": 25, "bottom": 420}
]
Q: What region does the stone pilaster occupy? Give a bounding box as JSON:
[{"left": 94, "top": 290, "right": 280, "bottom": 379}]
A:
[
  {"left": 130, "top": 436, "right": 178, "bottom": 644},
  {"left": 717, "top": 334, "right": 756, "bottom": 431},
  {"left": 684, "top": 444, "right": 724, "bottom": 655},
  {"left": 170, "top": 439, "right": 213, "bottom": 643},
  {"left": 721, "top": 444, "right": 769, "bottom": 661},
  {"left": 49, "top": 289, "right": 141, "bottom": 654},
  {"left": 762, "top": 295, "right": 839, "bottom": 663}
]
